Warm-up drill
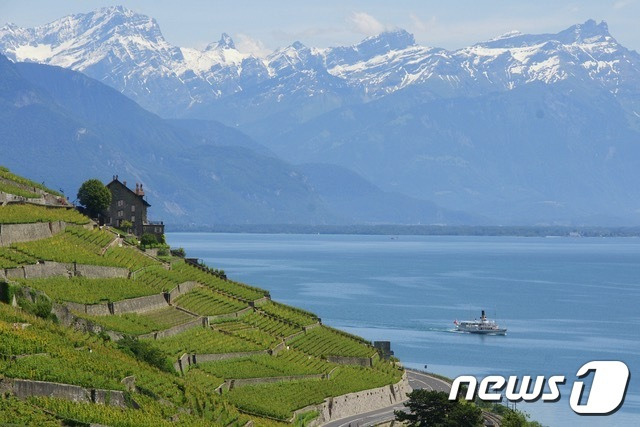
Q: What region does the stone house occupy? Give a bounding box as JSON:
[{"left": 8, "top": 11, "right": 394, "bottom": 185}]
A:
[{"left": 105, "top": 176, "right": 164, "bottom": 240}]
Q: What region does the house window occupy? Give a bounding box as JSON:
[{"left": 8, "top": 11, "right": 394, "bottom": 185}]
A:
[
  {"left": 131, "top": 216, "right": 135, "bottom": 222},
  {"left": 131, "top": 205, "right": 135, "bottom": 212},
  {"left": 156, "top": 227, "right": 161, "bottom": 233},
  {"left": 117, "top": 200, "right": 124, "bottom": 207},
  {"left": 117, "top": 210, "right": 123, "bottom": 218}
]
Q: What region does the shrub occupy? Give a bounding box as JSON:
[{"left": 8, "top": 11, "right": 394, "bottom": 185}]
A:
[
  {"left": 16, "top": 293, "right": 55, "bottom": 321},
  {"left": 141, "top": 233, "right": 158, "bottom": 246},
  {"left": 0, "top": 281, "right": 19, "bottom": 304},
  {"left": 117, "top": 336, "right": 174, "bottom": 373},
  {"left": 119, "top": 220, "right": 133, "bottom": 233},
  {"left": 171, "top": 247, "right": 186, "bottom": 258}
]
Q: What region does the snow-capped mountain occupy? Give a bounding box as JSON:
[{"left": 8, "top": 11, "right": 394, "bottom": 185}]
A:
[
  {"left": 2, "top": 6, "right": 638, "bottom": 120},
  {"left": 0, "top": 6, "right": 269, "bottom": 116},
  {"left": 324, "top": 20, "right": 640, "bottom": 100}
]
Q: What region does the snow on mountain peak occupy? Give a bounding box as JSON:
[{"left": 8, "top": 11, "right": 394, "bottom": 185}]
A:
[
  {"left": 0, "top": 8, "right": 636, "bottom": 118},
  {"left": 267, "top": 41, "right": 324, "bottom": 73},
  {"left": 291, "top": 41, "right": 307, "bottom": 51},
  {"left": 559, "top": 19, "right": 611, "bottom": 44},
  {"left": 357, "top": 29, "right": 415, "bottom": 54},
  {"left": 207, "top": 33, "right": 235, "bottom": 51},
  {"left": 491, "top": 30, "right": 523, "bottom": 41}
]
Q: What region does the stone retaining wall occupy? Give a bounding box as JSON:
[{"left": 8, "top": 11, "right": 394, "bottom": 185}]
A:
[
  {"left": 75, "top": 264, "right": 129, "bottom": 279},
  {"left": 283, "top": 330, "right": 305, "bottom": 344},
  {"left": 51, "top": 303, "right": 125, "bottom": 341},
  {"left": 174, "top": 353, "right": 192, "bottom": 374},
  {"left": 4, "top": 378, "right": 128, "bottom": 408},
  {"left": 287, "top": 372, "right": 410, "bottom": 425},
  {"left": 193, "top": 350, "right": 269, "bottom": 364},
  {"left": 251, "top": 296, "right": 269, "bottom": 307},
  {"left": 111, "top": 293, "right": 168, "bottom": 315},
  {"left": 304, "top": 322, "right": 321, "bottom": 331},
  {"left": 320, "top": 373, "right": 410, "bottom": 422},
  {"left": 64, "top": 301, "right": 111, "bottom": 317},
  {"left": 271, "top": 341, "right": 287, "bottom": 355},
  {"left": 0, "top": 221, "right": 69, "bottom": 246},
  {"left": 223, "top": 373, "right": 326, "bottom": 391},
  {"left": 167, "top": 281, "right": 199, "bottom": 303},
  {"left": 172, "top": 350, "right": 270, "bottom": 375},
  {"left": 140, "top": 316, "right": 205, "bottom": 340},
  {"left": 5, "top": 262, "right": 70, "bottom": 279},
  {"left": 24, "top": 262, "right": 72, "bottom": 279},
  {"left": 3, "top": 262, "right": 128, "bottom": 280}
]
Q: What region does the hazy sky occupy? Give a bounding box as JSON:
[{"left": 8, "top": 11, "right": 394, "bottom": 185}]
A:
[{"left": 1, "top": 1, "right": 639, "bottom": 55}]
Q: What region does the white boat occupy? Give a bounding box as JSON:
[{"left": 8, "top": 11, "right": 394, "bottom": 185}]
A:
[{"left": 454, "top": 310, "right": 506, "bottom": 335}]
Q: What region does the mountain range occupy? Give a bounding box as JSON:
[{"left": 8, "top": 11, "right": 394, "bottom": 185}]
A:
[
  {"left": 2, "top": 6, "right": 640, "bottom": 225},
  {"left": 0, "top": 52, "right": 469, "bottom": 226}
]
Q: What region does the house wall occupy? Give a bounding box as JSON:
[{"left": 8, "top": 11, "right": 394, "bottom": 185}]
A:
[{"left": 106, "top": 180, "right": 147, "bottom": 236}]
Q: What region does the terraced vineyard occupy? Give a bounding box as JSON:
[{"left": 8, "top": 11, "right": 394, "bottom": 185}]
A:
[
  {"left": 172, "top": 262, "right": 268, "bottom": 301},
  {"left": 63, "top": 226, "right": 114, "bottom": 250},
  {"left": 102, "top": 245, "right": 159, "bottom": 270},
  {"left": 147, "top": 327, "right": 267, "bottom": 357},
  {"left": 240, "top": 311, "right": 301, "bottom": 338},
  {"left": 197, "top": 350, "right": 331, "bottom": 379},
  {"left": 0, "top": 304, "right": 184, "bottom": 402},
  {"left": 12, "top": 227, "right": 156, "bottom": 270},
  {"left": 258, "top": 301, "right": 318, "bottom": 327},
  {"left": 0, "top": 396, "right": 61, "bottom": 426},
  {"left": 213, "top": 319, "right": 280, "bottom": 349},
  {"left": 175, "top": 287, "right": 248, "bottom": 316},
  {"left": 15, "top": 276, "right": 158, "bottom": 304},
  {"left": 0, "top": 170, "right": 407, "bottom": 426},
  {"left": 226, "top": 365, "right": 402, "bottom": 420},
  {"left": 0, "top": 166, "right": 63, "bottom": 196},
  {"left": 134, "top": 264, "right": 183, "bottom": 292},
  {"left": 0, "top": 181, "right": 40, "bottom": 198},
  {"left": 0, "top": 247, "right": 37, "bottom": 268},
  {"left": 288, "top": 326, "right": 375, "bottom": 358},
  {"left": 12, "top": 227, "right": 113, "bottom": 266},
  {"left": 79, "top": 307, "right": 196, "bottom": 335},
  {"left": 0, "top": 204, "right": 89, "bottom": 224}
]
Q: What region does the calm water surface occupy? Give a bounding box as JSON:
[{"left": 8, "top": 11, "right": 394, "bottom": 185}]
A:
[{"left": 166, "top": 233, "right": 640, "bottom": 426}]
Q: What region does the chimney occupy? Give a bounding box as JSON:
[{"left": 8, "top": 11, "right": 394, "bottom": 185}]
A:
[
  {"left": 138, "top": 184, "right": 144, "bottom": 196},
  {"left": 123, "top": 181, "right": 127, "bottom": 187}
]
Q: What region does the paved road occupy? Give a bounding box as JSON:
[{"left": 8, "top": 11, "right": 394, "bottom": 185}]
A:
[
  {"left": 322, "top": 370, "right": 451, "bottom": 427},
  {"left": 406, "top": 369, "right": 451, "bottom": 394}
]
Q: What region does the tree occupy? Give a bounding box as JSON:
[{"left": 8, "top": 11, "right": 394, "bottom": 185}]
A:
[
  {"left": 140, "top": 233, "right": 158, "bottom": 246},
  {"left": 501, "top": 409, "right": 543, "bottom": 427},
  {"left": 117, "top": 220, "right": 133, "bottom": 234},
  {"left": 77, "top": 179, "right": 111, "bottom": 218},
  {"left": 395, "top": 390, "right": 483, "bottom": 427}
]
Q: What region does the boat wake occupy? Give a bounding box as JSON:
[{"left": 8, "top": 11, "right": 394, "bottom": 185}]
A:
[{"left": 426, "top": 327, "right": 462, "bottom": 333}]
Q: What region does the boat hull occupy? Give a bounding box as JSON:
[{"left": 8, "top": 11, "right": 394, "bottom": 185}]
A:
[{"left": 457, "top": 327, "right": 507, "bottom": 335}]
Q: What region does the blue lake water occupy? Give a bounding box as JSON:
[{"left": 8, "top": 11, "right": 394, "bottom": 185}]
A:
[{"left": 166, "top": 232, "right": 640, "bottom": 426}]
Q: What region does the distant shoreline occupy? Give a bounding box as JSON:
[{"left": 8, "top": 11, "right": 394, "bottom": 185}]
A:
[{"left": 165, "top": 224, "right": 640, "bottom": 237}]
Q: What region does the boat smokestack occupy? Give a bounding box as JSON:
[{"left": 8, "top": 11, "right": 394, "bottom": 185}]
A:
[{"left": 481, "top": 310, "right": 486, "bottom": 321}]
